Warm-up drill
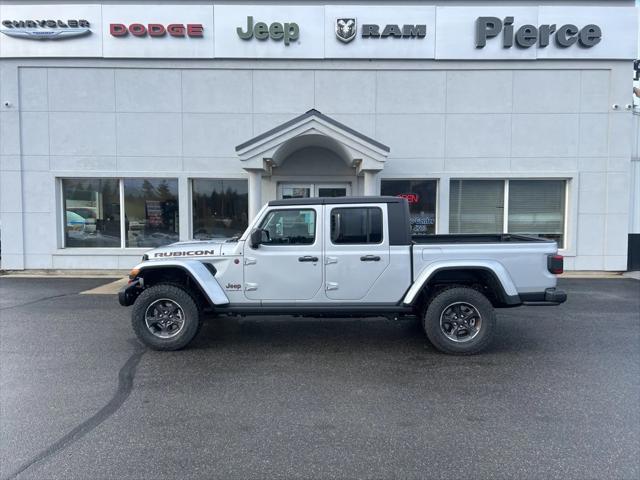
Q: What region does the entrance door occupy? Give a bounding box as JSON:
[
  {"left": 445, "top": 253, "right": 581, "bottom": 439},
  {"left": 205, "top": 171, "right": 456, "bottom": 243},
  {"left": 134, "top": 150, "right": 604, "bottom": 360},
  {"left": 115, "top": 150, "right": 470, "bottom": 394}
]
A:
[
  {"left": 279, "top": 183, "right": 313, "bottom": 200},
  {"left": 278, "top": 182, "right": 351, "bottom": 199},
  {"left": 317, "top": 183, "right": 350, "bottom": 198}
]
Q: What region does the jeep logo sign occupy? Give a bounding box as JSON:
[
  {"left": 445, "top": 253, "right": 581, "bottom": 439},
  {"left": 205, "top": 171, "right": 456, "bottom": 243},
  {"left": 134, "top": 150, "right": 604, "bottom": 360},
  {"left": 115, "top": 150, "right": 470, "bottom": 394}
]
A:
[{"left": 237, "top": 16, "right": 299, "bottom": 46}]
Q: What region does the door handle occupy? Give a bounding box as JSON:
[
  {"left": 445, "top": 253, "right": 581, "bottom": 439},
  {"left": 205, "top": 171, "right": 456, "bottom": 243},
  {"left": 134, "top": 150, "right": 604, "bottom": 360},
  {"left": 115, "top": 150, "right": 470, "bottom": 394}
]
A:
[
  {"left": 298, "top": 256, "right": 319, "bottom": 262},
  {"left": 326, "top": 282, "right": 339, "bottom": 291},
  {"left": 360, "top": 255, "right": 381, "bottom": 262}
]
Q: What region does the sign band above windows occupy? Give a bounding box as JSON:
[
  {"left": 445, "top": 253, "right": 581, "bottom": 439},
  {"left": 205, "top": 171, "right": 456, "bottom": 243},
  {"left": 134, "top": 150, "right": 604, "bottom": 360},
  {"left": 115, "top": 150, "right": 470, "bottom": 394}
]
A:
[{"left": 0, "top": 4, "right": 636, "bottom": 59}]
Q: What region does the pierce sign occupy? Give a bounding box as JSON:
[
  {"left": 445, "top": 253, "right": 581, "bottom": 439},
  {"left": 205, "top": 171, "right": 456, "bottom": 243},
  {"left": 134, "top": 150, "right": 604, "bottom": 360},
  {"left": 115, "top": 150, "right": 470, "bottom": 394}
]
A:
[{"left": 475, "top": 16, "right": 601, "bottom": 49}]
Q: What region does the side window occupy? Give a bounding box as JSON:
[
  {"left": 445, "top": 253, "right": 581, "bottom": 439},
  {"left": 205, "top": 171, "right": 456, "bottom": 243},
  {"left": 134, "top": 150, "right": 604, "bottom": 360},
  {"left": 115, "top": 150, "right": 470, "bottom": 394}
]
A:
[
  {"left": 331, "top": 207, "right": 383, "bottom": 244},
  {"left": 259, "top": 209, "right": 316, "bottom": 245}
]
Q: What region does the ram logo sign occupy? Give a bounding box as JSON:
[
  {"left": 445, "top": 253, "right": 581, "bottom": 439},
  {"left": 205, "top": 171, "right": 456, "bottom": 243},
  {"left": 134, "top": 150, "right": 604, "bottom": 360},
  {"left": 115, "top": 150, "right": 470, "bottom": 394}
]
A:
[
  {"left": 0, "top": 19, "right": 91, "bottom": 40},
  {"left": 335, "top": 18, "right": 357, "bottom": 43}
]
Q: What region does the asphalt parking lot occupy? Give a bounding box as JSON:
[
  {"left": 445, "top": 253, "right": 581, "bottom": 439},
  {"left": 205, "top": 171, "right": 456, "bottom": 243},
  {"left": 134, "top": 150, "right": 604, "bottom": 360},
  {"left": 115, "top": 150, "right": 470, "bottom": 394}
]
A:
[{"left": 0, "top": 277, "right": 638, "bottom": 480}]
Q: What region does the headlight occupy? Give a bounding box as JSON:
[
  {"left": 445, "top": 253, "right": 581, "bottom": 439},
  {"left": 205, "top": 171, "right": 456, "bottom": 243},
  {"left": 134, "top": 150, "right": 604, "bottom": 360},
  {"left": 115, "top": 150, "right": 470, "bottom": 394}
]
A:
[{"left": 128, "top": 268, "right": 140, "bottom": 280}]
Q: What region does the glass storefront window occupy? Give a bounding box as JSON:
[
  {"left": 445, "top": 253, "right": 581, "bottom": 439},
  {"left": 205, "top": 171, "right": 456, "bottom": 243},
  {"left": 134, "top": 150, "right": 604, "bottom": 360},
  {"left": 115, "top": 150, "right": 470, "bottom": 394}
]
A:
[
  {"left": 192, "top": 179, "right": 248, "bottom": 240},
  {"left": 124, "top": 179, "right": 179, "bottom": 248},
  {"left": 449, "top": 180, "right": 504, "bottom": 233},
  {"left": 449, "top": 179, "right": 567, "bottom": 248},
  {"left": 508, "top": 180, "right": 566, "bottom": 248},
  {"left": 62, "top": 178, "right": 121, "bottom": 248},
  {"left": 381, "top": 180, "right": 437, "bottom": 235}
]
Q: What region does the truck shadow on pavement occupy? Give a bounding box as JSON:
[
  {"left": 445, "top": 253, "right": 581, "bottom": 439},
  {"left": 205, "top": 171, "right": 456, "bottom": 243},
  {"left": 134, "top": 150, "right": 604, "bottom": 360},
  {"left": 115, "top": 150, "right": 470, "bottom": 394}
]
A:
[{"left": 184, "top": 313, "right": 545, "bottom": 357}]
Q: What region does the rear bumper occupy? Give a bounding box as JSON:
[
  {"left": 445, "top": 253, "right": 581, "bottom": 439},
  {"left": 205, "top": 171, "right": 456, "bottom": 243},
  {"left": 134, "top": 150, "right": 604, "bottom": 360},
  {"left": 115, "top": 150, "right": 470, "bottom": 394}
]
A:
[
  {"left": 118, "top": 279, "right": 141, "bottom": 307},
  {"left": 521, "top": 288, "right": 567, "bottom": 306}
]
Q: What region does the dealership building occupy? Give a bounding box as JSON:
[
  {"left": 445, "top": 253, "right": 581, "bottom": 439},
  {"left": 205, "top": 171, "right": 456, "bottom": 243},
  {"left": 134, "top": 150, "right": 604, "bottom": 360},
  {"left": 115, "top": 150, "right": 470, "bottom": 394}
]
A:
[{"left": 0, "top": 1, "right": 638, "bottom": 271}]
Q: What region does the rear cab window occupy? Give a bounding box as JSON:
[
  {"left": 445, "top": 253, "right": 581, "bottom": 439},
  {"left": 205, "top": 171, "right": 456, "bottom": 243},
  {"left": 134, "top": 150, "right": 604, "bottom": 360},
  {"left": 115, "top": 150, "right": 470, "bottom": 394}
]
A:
[{"left": 330, "top": 207, "right": 383, "bottom": 244}]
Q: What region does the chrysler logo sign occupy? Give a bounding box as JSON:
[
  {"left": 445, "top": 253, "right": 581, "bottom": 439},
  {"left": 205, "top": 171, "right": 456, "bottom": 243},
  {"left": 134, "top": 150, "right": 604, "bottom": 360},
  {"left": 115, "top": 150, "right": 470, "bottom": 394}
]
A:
[{"left": 0, "top": 19, "right": 91, "bottom": 40}]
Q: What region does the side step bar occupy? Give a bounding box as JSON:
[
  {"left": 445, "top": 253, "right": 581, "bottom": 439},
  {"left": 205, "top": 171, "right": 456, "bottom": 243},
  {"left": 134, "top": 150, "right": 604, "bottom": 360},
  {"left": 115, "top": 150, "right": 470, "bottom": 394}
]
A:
[{"left": 216, "top": 303, "right": 414, "bottom": 317}]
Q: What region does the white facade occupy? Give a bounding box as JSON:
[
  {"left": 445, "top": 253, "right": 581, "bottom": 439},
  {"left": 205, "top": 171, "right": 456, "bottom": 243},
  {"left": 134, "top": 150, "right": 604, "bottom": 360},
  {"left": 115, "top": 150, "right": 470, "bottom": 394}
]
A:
[{"left": 0, "top": 1, "right": 638, "bottom": 271}]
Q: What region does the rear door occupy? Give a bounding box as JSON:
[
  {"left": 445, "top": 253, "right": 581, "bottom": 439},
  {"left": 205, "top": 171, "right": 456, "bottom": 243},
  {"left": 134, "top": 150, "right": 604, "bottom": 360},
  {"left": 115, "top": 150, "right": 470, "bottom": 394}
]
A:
[
  {"left": 243, "top": 206, "right": 323, "bottom": 301},
  {"left": 324, "top": 204, "right": 390, "bottom": 300}
]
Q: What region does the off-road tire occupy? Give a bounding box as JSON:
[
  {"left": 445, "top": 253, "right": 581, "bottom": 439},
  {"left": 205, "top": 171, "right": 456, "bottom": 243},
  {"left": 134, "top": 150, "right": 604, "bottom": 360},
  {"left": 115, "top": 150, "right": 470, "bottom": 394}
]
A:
[
  {"left": 132, "top": 283, "right": 201, "bottom": 351},
  {"left": 423, "top": 286, "right": 496, "bottom": 355}
]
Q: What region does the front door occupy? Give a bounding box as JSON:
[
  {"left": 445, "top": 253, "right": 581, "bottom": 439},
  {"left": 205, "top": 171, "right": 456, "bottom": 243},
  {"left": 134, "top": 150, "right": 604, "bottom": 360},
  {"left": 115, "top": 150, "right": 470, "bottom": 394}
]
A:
[
  {"left": 324, "top": 204, "right": 391, "bottom": 301},
  {"left": 243, "top": 206, "right": 323, "bottom": 301},
  {"left": 278, "top": 182, "right": 351, "bottom": 199}
]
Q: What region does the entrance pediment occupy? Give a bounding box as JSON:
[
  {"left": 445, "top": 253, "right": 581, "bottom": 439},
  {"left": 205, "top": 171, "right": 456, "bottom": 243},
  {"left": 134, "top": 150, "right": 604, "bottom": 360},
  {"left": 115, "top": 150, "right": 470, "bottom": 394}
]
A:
[{"left": 235, "top": 109, "right": 389, "bottom": 174}]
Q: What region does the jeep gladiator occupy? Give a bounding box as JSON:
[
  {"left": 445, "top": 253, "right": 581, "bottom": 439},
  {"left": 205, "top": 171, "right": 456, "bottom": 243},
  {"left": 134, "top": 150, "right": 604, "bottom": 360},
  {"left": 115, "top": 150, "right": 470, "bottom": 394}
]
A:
[{"left": 119, "top": 196, "right": 566, "bottom": 354}]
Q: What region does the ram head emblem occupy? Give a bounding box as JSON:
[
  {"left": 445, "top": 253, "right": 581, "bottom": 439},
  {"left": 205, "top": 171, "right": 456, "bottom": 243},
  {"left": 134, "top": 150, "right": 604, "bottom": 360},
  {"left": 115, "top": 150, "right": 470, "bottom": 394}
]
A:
[{"left": 335, "top": 18, "right": 357, "bottom": 43}]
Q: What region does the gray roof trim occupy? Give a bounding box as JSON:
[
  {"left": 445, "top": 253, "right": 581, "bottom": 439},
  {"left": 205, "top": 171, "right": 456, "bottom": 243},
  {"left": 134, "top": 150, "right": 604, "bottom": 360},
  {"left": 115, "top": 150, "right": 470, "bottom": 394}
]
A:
[
  {"left": 268, "top": 196, "right": 405, "bottom": 206},
  {"left": 235, "top": 109, "right": 390, "bottom": 153}
]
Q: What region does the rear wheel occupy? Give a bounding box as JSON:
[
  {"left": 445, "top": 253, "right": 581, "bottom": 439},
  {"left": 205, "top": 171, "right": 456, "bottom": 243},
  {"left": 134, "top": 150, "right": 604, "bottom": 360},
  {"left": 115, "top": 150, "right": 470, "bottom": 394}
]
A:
[
  {"left": 423, "top": 286, "right": 495, "bottom": 355},
  {"left": 131, "top": 283, "right": 201, "bottom": 351}
]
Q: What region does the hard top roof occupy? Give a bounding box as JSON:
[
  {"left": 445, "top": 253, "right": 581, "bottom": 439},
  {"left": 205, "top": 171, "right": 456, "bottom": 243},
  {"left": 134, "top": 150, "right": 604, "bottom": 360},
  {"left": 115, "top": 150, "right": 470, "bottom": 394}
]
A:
[{"left": 267, "top": 196, "right": 407, "bottom": 206}]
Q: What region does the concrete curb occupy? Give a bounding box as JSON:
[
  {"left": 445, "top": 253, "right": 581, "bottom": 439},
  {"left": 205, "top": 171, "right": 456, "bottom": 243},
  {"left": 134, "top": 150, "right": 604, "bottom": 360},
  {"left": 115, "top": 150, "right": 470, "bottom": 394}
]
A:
[
  {"left": 0, "top": 269, "right": 128, "bottom": 278},
  {"left": 559, "top": 271, "right": 625, "bottom": 279},
  {"left": 80, "top": 278, "right": 129, "bottom": 294}
]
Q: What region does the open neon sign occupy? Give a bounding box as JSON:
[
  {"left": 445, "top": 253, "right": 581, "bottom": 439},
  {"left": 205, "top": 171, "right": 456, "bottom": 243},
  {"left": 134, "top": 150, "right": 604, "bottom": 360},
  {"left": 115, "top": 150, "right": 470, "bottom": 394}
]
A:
[{"left": 397, "top": 193, "right": 419, "bottom": 204}]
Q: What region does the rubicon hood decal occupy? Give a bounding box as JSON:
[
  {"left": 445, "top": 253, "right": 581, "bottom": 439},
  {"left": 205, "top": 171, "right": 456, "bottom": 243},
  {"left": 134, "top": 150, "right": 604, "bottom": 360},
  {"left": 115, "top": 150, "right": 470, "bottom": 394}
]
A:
[{"left": 0, "top": 27, "right": 91, "bottom": 40}]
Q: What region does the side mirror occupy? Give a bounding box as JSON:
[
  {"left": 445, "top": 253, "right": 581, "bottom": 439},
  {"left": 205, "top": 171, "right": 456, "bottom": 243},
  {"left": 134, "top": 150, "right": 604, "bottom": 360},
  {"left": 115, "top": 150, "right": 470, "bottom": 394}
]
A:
[{"left": 249, "top": 228, "right": 269, "bottom": 249}]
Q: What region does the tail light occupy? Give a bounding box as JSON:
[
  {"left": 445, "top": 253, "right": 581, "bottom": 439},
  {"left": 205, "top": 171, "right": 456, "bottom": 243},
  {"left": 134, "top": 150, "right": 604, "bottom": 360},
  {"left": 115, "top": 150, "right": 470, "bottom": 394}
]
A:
[{"left": 547, "top": 255, "right": 564, "bottom": 274}]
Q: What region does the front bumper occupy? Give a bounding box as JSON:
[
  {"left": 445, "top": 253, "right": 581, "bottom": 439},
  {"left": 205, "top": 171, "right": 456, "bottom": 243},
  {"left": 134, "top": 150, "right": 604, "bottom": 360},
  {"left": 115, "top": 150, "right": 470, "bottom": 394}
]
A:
[
  {"left": 118, "top": 279, "right": 142, "bottom": 307},
  {"left": 521, "top": 287, "right": 567, "bottom": 306}
]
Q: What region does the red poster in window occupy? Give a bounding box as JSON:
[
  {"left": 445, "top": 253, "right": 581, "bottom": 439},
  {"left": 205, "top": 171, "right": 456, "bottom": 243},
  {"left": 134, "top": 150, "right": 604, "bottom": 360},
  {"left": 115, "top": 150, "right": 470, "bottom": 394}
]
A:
[{"left": 145, "top": 200, "right": 163, "bottom": 227}]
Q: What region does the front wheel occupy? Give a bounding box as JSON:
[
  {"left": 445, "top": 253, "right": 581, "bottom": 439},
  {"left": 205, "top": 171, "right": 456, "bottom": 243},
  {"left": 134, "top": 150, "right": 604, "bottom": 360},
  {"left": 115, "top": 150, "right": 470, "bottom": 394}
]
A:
[
  {"left": 131, "top": 284, "right": 201, "bottom": 351},
  {"left": 423, "top": 286, "right": 496, "bottom": 355}
]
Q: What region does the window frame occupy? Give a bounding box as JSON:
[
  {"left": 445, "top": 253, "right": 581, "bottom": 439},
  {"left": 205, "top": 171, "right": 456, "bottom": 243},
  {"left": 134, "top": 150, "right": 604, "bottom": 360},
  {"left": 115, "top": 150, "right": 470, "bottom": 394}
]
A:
[
  {"left": 329, "top": 206, "right": 384, "bottom": 246},
  {"left": 60, "top": 177, "right": 123, "bottom": 249},
  {"left": 190, "top": 177, "right": 249, "bottom": 241},
  {"left": 257, "top": 207, "right": 318, "bottom": 247},
  {"left": 448, "top": 178, "right": 569, "bottom": 249},
  {"left": 59, "top": 176, "right": 180, "bottom": 250},
  {"left": 380, "top": 178, "right": 439, "bottom": 236}
]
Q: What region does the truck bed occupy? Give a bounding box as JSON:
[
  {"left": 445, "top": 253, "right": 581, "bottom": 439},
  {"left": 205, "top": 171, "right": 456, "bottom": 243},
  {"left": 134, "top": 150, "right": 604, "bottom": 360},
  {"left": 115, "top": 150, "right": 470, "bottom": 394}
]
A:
[{"left": 411, "top": 234, "right": 559, "bottom": 296}]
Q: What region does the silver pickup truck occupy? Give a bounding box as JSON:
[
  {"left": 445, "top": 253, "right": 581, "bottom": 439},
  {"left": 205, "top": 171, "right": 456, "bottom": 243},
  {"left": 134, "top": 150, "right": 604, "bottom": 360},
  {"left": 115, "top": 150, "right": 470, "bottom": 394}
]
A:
[{"left": 119, "top": 196, "right": 566, "bottom": 355}]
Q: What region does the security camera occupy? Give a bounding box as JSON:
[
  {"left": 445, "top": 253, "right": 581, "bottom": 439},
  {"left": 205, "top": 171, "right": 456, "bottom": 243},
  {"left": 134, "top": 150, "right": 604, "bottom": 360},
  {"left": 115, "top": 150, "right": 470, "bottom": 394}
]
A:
[{"left": 3, "top": 101, "right": 10, "bottom": 107}]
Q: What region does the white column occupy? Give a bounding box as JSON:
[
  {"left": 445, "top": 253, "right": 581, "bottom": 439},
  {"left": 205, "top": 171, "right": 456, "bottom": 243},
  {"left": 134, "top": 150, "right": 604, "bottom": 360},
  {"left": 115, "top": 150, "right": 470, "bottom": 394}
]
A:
[
  {"left": 437, "top": 176, "right": 450, "bottom": 234},
  {"left": 178, "top": 176, "right": 190, "bottom": 241},
  {"left": 363, "top": 170, "right": 379, "bottom": 196},
  {"left": 247, "top": 169, "right": 263, "bottom": 222}
]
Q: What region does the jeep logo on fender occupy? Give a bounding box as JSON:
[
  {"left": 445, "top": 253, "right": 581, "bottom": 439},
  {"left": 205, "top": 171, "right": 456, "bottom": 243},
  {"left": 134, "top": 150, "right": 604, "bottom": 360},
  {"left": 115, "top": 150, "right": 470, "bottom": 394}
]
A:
[
  {"left": 236, "top": 16, "right": 299, "bottom": 46},
  {"left": 110, "top": 23, "right": 204, "bottom": 38}
]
